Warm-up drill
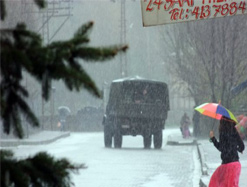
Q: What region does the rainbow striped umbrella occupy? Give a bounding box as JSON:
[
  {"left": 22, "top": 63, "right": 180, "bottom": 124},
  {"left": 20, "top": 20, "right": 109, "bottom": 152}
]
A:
[{"left": 195, "top": 103, "right": 238, "bottom": 123}]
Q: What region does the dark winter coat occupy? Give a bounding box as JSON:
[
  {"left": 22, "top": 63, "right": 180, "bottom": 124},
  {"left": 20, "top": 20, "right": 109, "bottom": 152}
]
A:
[{"left": 211, "top": 131, "right": 245, "bottom": 164}]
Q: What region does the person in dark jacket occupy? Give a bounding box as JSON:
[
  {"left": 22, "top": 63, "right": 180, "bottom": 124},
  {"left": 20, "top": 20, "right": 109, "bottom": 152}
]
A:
[{"left": 209, "top": 116, "right": 245, "bottom": 187}]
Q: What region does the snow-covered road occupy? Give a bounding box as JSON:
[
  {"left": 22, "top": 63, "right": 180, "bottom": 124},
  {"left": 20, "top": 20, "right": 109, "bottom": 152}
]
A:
[{"left": 9, "top": 129, "right": 201, "bottom": 187}]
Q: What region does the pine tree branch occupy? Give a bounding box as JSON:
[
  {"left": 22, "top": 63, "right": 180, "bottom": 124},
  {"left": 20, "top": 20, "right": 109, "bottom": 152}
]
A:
[
  {"left": 1, "top": 21, "right": 128, "bottom": 138},
  {"left": 1, "top": 150, "right": 86, "bottom": 187},
  {"left": 33, "top": 0, "right": 46, "bottom": 9},
  {"left": 74, "top": 21, "right": 94, "bottom": 38},
  {"left": 0, "top": 0, "right": 6, "bottom": 21},
  {"left": 76, "top": 45, "right": 128, "bottom": 62}
]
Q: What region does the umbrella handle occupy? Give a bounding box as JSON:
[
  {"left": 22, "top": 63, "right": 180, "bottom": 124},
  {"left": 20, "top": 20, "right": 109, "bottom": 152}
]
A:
[
  {"left": 209, "top": 121, "right": 216, "bottom": 143},
  {"left": 211, "top": 120, "right": 216, "bottom": 131}
]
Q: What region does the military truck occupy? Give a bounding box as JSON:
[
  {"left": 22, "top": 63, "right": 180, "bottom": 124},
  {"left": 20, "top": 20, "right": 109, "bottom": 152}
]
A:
[{"left": 102, "top": 77, "right": 170, "bottom": 149}]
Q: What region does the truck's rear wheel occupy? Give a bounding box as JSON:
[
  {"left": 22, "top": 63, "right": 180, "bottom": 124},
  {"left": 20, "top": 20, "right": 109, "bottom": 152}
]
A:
[
  {"left": 153, "top": 130, "right": 163, "bottom": 149},
  {"left": 104, "top": 126, "right": 113, "bottom": 148},
  {"left": 143, "top": 133, "right": 152, "bottom": 149},
  {"left": 114, "top": 129, "right": 122, "bottom": 148}
]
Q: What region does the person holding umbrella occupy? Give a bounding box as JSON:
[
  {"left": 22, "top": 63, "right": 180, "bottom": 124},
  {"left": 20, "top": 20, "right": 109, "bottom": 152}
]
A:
[
  {"left": 209, "top": 117, "right": 245, "bottom": 187},
  {"left": 58, "top": 106, "right": 71, "bottom": 131},
  {"left": 195, "top": 103, "right": 245, "bottom": 187}
]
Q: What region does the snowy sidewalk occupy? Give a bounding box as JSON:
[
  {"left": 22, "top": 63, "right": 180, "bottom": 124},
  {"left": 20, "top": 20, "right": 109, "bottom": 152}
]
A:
[
  {"left": 166, "top": 129, "right": 247, "bottom": 187},
  {"left": 197, "top": 139, "right": 247, "bottom": 187},
  {"left": 0, "top": 131, "right": 70, "bottom": 147}
]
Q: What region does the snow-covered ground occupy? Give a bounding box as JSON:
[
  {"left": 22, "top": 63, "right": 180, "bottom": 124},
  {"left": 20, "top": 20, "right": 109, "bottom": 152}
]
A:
[{"left": 7, "top": 129, "right": 202, "bottom": 187}]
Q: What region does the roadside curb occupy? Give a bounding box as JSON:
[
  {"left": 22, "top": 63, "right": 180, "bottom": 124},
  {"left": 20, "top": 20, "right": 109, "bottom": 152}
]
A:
[
  {"left": 197, "top": 143, "right": 208, "bottom": 175},
  {"left": 166, "top": 134, "right": 209, "bottom": 187},
  {"left": 196, "top": 142, "right": 209, "bottom": 187},
  {"left": 166, "top": 134, "right": 197, "bottom": 146},
  {"left": 0, "top": 131, "right": 70, "bottom": 147},
  {"left": 199, "top": 176, "right": 209, "bottom": 187}
]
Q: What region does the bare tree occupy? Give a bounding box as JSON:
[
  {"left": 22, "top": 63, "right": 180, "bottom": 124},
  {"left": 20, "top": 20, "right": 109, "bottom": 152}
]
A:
[{"left": 161, "top": 15, "right": 247, "bottom": 136}]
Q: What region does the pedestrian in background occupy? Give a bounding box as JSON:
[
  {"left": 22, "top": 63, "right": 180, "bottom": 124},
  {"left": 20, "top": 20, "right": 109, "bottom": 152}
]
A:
[
  {"left": 180, "top": 112, "right": 191, "bottom": 138},
  {"left": 58, "top": 106, "right": 71, "bottom": 131},
  {"left": 209, "top": 116, "right": 245, "bottom": 187}
]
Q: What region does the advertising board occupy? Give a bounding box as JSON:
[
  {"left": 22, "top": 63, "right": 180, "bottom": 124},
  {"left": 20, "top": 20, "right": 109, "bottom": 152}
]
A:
[{"left": 141, "top": 0, "right": 247, "bottom": 26}]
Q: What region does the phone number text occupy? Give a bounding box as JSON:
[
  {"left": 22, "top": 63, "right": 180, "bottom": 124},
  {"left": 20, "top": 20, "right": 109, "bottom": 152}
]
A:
[{"left": 145, "top": 0, "right": 246, "bottom": 21}]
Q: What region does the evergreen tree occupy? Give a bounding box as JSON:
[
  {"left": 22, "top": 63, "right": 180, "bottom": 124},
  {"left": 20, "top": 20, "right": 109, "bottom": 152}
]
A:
[
  {"left": 1, "top": 0, "right": 128, "bottom": 186},
  {"left": 1, "top": 3, "right": 128, "bottom": 138},
  {"left": 1, "top": 150, "right": 85, "bottom": 187}
]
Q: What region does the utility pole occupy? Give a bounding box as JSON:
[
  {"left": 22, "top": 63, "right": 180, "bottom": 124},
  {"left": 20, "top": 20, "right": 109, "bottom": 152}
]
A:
[
  {"left": 40, "top": 0, "right": 72, "bottom": 130},
  {"left": 110, "top": 0, "right": 128, "bottom": 77},
  {"left": 120, "top": 0, "right": 127, "bottom": 78}
]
